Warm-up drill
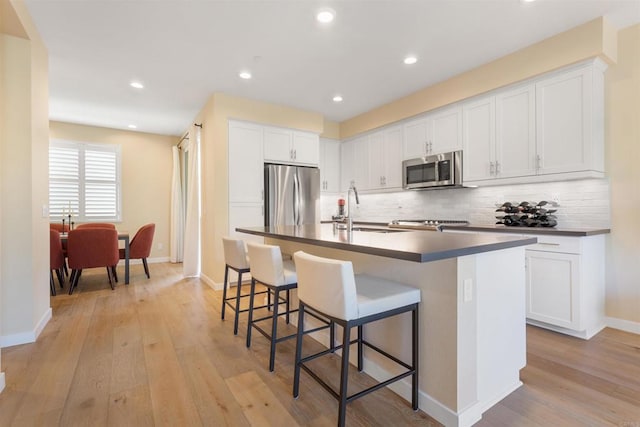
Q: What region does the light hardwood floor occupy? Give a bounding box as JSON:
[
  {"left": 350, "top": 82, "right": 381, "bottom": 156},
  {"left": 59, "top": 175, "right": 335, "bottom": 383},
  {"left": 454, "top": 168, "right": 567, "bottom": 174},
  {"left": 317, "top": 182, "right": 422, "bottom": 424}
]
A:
[{"left": 0, "top": 262, "right": 638, "bottom": 426}]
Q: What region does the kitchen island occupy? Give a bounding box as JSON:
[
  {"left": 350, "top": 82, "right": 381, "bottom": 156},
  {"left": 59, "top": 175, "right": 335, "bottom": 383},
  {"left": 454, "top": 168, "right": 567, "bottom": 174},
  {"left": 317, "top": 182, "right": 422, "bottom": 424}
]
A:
[{"left": 237, "top": 224, "right": 536, "bottom": 427}]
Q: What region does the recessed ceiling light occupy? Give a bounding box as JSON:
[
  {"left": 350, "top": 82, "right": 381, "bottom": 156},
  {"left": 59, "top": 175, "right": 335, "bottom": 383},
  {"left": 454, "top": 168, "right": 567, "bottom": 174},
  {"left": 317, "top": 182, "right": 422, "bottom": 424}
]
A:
[
  {"left": 520, "top": 0, "right": 536, "bottom": 3},
  {"left": 239, "top": 71, "right": 252, "bottom": 79},
  {"left": 130, "top": 81, "right": 144, "bottom": 89},
  {"left": 316, "top": 8, "right": 335, "bottom": 24},
  {"left": 333, "top": 95, "right": 343, "bottom": 103},
  {"left": 404, "top": 56, "right": 418, "bottom": 65},
  {"left": 127, "top": 124, "right": 137, "bottom": 129}
]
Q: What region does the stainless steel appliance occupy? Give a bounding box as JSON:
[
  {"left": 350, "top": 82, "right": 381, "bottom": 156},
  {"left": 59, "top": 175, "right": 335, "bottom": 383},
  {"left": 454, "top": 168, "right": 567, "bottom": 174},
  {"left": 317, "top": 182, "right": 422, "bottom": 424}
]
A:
[
  {"left": 402, "top": 150, "right": 463, "bottom": 190},
  {"left": 388, "top": 219, "right": 469, "bottom": 232},
  {"left": 264, "top": 163, "right": 320, "bottom": 226}
]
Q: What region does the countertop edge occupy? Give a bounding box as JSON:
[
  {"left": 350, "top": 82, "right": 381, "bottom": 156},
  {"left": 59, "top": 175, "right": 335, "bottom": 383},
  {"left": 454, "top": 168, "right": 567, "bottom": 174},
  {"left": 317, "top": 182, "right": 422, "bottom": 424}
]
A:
[{"left": 447, "top": 225, "right": 611, "bottom": 237}]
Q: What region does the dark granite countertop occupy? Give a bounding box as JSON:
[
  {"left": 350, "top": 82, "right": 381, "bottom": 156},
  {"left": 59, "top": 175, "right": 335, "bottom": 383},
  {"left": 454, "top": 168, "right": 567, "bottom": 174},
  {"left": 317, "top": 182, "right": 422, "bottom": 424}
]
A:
[
  {"left": 443, "top": 224, "right": 610, "bottom": 237},
  {"left": 236, "top": 224, "right": 537, "bottom": 263}
]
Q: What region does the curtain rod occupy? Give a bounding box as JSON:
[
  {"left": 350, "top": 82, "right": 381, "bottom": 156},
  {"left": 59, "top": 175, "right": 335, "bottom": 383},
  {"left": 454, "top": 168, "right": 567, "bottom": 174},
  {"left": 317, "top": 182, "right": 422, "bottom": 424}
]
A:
[{"left": 194, "top": 123, "right": 202, "bottom": 128}]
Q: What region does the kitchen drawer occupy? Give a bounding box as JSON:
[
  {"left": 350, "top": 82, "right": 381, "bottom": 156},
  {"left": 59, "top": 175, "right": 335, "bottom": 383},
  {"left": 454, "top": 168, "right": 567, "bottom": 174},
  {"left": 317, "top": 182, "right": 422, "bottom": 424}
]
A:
[{"left": 524, "top": 234, "right": 581, "bottom": 254}]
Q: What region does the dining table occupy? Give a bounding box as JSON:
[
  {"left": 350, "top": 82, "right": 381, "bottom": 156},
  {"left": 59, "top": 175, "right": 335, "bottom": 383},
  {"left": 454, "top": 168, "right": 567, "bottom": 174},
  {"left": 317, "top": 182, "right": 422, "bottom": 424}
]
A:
[{"left": 60, "top": 231, "right": 130, "bottom": 285}]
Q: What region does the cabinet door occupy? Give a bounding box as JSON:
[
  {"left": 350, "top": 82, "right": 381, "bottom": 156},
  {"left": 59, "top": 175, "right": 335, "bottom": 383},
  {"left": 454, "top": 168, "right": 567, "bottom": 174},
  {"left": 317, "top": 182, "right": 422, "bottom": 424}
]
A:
[
  {"left": 352, "top": 136, "right": 370, "bottom": 191},
  {"left": 263, "top": 127, "right": 293, "bottom": 163},
  {"left": 320, "top": 138, "right": 340, "bottom": 192},
  {"left": 368, "top": 132, "right": 385, "bottom": 189},
  {"left": 403, "top": 117, "right": 428, "bottom": 159},
  {"left": 228, "top": 121, "right": 263, "bottom": 203},
  {"left": 383, "top": 126, "right": 403, "bottom": 188},
  {"left": 430, "top": 105, "right": 462, "bottom": 155},
  {"left": 462, "top": 97, "right": 495, "bottom": 182},
  {"left": 228, "top": 203, "right": 264, "bottom": 243},
  {"left": 526, "top": 251, "right": 580, "bottom": 330},
  {"left": 292, "top": 131, "right": 320, "bottom": 165},
  {"left": 340, "top": 140, "right": 356, "bottom": 192},
  {"left": 496, "top": 85, "right": 536, "bottom": 178},
  {"left": 536, "top": 67, "right": 592, "bottom": 175}
]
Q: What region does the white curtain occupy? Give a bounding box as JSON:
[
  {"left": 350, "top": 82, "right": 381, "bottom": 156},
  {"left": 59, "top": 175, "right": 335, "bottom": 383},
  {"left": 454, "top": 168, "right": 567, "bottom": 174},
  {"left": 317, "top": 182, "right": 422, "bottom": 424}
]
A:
[
  {"left": 183, "top": 126, "right": 201, "bottom": 277},
  {"left": 170, "top": 145, "right": 184, "bottom": 263}
]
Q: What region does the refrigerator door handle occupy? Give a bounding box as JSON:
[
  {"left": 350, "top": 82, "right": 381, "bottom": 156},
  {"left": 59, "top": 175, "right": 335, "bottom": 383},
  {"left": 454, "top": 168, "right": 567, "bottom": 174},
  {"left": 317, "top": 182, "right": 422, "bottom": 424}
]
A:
[{"left": 293, "top": 169, "right": 300, "bottom": 225}]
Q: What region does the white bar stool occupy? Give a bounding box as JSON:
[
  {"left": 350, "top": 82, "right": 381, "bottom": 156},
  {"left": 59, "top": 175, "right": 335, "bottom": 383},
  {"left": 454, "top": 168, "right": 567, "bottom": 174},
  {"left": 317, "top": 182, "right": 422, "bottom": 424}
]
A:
[
  {"left": 292, "top": 251, "right": 421, "bottom": 427},
  {"left": 221, "top": 238, "right": 269, "bottom": 335},
  {"left": 245, "top": 242, "right": 299, "bottom": 372}
]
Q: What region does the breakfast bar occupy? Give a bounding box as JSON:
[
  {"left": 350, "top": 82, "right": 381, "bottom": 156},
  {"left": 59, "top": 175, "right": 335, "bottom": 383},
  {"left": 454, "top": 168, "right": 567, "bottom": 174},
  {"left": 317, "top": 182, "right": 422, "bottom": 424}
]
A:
[{"left": 238, "top": 224, "right": 536, "bottom": 427}]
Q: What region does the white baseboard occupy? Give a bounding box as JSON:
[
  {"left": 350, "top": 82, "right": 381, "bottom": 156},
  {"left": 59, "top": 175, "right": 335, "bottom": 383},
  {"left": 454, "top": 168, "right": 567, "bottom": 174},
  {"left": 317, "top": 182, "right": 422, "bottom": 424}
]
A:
[
  {"left": 0, "top": 372, "right": 5, "bottom": 394},
  {"left": 199, "top": 273, "right": 222, "bottom": 291},
  {"left": 126, "top": 256, "right": 169, "bottom": 265},
  {"left": 606, "top": 316, "right": 640, "bottom": 335},
  {"left": 0, "top": 307, "right": 52, "bottom": 349}
]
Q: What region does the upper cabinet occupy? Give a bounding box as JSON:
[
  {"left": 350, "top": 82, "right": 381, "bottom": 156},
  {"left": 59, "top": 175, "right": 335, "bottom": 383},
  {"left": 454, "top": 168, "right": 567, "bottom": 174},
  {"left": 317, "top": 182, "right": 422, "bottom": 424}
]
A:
[
  {"left": 403, "top": 104, "right": 462, "bottom": 160},
  {"left": 368, "top": 125, "right": 403, "bottom": 190},
  {"left": 264, "top": 126, "right": 319, "bottom": 166},
  {"left": 463, "top": 59, "right": 605, "bottom": 186},
  {"left": 229, "top": 121, "right": 264, "bottom": 203},
  {"left": 320, "top": 138, "right": 341, "bottom": 193},
  {"left": 535, "top": 61, "right": 605, "bottom": 176},
  {"left": 463, "top": 84, "right": 536, "bottom": 182},
  {"left": 340, "top": 136, "right": 369, "bottom": 192}
]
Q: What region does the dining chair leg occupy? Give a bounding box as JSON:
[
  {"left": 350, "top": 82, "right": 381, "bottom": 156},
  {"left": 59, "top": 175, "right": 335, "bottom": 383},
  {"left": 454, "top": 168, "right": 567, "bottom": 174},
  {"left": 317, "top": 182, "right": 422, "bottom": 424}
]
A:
[
  {"left": 112, "top": 266, "right": 118, "bottom": 282},
  {"left": 142, "top": 258, "right": 150, "bottom": 278},
  {"left": 56, "top": 268, "right": 65, "bottom": 288},
  {"left": 106, "top": 267, "right": 115, "bottom": 290},
  {"left": 50, "top": 272, "right": 57, "bottom": 296}
]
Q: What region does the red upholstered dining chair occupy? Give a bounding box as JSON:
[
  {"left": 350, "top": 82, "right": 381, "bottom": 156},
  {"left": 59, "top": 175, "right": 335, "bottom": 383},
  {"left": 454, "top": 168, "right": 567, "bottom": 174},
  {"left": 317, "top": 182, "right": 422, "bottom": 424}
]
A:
[
  {"left": 50, "top": 222, "right": 70, "bottom": 276},
  {"left": 49, "top": 229, "right": 65, "bottom": 296},
  {"left": 66, "top": 228, "right": 119, "bottom": 294},
  {"left": 76, "top": 223, "right": 116, "bottom": 229},
  {"left": 121, "top": 223, "right": 155, "bottom": 279}
]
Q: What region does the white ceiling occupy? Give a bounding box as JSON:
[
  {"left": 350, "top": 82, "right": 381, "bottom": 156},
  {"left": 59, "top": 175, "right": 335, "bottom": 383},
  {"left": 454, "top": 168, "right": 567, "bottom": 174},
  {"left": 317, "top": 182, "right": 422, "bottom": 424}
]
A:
[{"left": 24, "top": 0, "right": 640, "bottom": 137}]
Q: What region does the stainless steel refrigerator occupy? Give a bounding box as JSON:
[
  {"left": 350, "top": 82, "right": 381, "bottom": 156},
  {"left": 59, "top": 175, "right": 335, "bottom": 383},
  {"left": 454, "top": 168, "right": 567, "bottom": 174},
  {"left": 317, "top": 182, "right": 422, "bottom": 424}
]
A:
[{"left": 264, "top": 163, "right": 320, "bottom": 227}]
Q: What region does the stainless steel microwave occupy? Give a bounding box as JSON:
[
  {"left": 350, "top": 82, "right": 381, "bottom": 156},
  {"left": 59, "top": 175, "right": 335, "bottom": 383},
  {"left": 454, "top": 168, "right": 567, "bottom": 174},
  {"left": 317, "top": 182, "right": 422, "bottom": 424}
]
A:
[{"left": 402, "top": 150, "right": 463, "bottom": 190}]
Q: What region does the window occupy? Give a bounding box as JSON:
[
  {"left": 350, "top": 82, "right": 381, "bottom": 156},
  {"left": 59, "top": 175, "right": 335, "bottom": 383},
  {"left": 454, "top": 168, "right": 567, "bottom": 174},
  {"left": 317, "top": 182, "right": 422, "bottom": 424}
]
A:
[{"left": 49, "top": 140, "right": 122, "bottom": 222}]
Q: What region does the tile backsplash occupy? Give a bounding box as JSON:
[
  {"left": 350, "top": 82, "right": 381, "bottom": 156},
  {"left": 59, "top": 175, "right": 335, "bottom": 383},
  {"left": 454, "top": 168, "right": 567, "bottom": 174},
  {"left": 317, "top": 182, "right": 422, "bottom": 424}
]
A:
[{"left": 321, "top": 178, "right": 610, "bottom": 229}]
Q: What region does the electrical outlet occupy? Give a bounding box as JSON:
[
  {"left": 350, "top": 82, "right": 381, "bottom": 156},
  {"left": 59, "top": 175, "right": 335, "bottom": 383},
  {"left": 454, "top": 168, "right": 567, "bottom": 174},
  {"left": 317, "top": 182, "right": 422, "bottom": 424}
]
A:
[
  {"left": 550, "top": 194, "right": 560, "bottom": 206},
  {"left": 157, "top": 243, "right": 163, "bottom": 250}
]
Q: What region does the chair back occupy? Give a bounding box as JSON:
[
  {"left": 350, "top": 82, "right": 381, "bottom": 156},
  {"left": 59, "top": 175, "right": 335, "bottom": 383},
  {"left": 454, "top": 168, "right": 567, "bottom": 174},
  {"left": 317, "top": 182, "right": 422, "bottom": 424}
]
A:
[
  {"left": 67, "top": 228, "right": 119, "bottom": 269},
  {"left": 247, "top": 242, "right": 287, "bottom": 286},
  {"left": 50, "top": 223, "right": 70, "bottom": 233},
  {"left": 76, "top": 223, "right": 116, "bottom": 229},
  {"left": 222, "top": 237, "right": 250, "bottom": 270},
  {"left": 129, "top": 223, "right": 155, "bottom": 259},
  {"left": 293, "top": 251, "right": 358, "bottom": 321},
  {"left": 50, "top": 229, "right": 65, "bottom": 269}
]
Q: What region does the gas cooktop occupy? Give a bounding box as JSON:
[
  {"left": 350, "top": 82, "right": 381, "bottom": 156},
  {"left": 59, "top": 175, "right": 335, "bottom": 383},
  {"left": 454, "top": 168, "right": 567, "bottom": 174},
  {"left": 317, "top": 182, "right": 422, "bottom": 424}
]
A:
[{"left": 388, "top": 219, "right": 470, "bottom": 231}]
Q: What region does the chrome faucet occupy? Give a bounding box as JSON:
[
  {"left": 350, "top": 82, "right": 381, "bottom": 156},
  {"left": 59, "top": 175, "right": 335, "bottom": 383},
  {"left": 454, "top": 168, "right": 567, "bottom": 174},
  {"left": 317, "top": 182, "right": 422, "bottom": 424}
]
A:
[{"left": 346, "top": 182, "right": 359, "bottom": 232}]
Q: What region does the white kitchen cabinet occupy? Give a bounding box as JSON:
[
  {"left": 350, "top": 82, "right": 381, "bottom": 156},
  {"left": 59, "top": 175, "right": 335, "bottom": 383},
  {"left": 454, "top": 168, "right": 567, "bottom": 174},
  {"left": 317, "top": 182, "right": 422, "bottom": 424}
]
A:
[
  {"left": 263, "top": 126, "right": 319, "bottom": 166},
  {"left": 368, "top": 126, "right": 402, "bottom": 190},
  {"left": 228, "top": 121, "right": 263, "bottom": 203},
  {"left": 535, "top": 60, "right": 605, "bottom": 176},
  {"left": 463, "top": 84, "right": 535, "bottom": 183},
  {"left": 228, "top": 203, "right": 264, "bottom": 243},
  {"left": 320, "top": 138, "right": 341, "bottom": 192},
  {"left": 340, "top": 136, "right": 369, "bottom": 192},
  {"left": 403, "top": 104, "right": 462, "bottom": 160}
]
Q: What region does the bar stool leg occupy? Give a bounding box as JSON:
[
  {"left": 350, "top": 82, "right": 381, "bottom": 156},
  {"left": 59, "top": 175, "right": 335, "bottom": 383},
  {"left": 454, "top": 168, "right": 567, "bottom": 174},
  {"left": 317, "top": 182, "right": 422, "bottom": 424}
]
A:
[
  {"left": 293, "top": 302, "right": 305, "bottom": 398},
  {"left": 246, "top": 278, "right": 257, "bottom": 348},
  {"left": 338, "top": 324, "right": 351, "bottom": 427},
  {"left": 269, "top": 287, "right": 280, "bottom": 372},
  {"left": 357, "top": 324, "right": 364, "bottom": 372},
  {"left": 233, "top": 271, "right": 244, "bottom": 335},
  {"left": 221, "top": 265, "right": 229, "bottom": 320},
  {"left": 412, "top": 306, "right": 419, "bottom": 410},
  {"left": 285, "top": 289, "right": 291, "bottom": 324},
  {"left": 329, "top": 321, "right": 335, "bottom": 353}
]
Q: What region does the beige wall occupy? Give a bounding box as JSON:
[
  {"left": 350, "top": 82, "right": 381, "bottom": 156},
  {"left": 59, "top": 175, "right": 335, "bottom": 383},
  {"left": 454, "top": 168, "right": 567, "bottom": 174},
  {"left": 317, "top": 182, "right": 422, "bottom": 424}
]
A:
[
  {"left": 49, "top": 122, "right": 178, "bottom": 260},
  {"left": 0, "top": 0, "right": 50, "bottom": 347},
  {"left": 604, "top": 24, "right": 640, "bottom": 324},
  {"left": 341, "top": 17, "right": 617, "bottom": 139},
  {"left": 198, "top": 93, "right": 324, "bottom": 284}
]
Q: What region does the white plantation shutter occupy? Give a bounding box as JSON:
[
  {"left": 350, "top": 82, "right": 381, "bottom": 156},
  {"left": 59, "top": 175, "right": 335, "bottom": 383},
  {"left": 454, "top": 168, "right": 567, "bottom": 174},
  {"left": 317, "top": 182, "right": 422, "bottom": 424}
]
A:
[{"left": 49, "top": 140, "right": 121, "bottom": 222}]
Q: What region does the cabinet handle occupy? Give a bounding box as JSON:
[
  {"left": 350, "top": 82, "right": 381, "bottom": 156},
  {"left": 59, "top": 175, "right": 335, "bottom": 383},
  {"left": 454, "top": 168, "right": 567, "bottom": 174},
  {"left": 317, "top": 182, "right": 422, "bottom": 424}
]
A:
[
  {"left": 490, "top": 161, "right": 495, "bottom": 175},
  {"left": 429, "top": 142, "right": 433, "bottom": 153},
  {"left": 424, "top": 141, "right": 428, "bottom": 155},
  {"left": 537, "top": 242, "right": 560, "bottom": 246},
  {"left": 294, "top": 149, "right": 297, "bottom": 160},
  {"left": 536, "top": 155, "right": 542, "bottom": 171},
  {"left": 495, "top": 161, "right": 500, "bottom": 174}
]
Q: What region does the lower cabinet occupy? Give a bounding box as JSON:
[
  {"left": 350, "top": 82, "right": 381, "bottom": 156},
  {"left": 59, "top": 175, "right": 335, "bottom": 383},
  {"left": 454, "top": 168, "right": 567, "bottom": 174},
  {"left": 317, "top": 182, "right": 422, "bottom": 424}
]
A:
[{"left": 228, "top": 203, "right": 264, "bottom": 244}]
